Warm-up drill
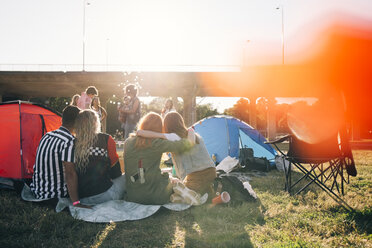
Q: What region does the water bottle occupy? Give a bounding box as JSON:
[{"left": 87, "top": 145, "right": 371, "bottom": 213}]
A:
[
  {"left": 172, "top": 165, "right": 176, "bottom": 177},
  {"left": 212, "top": 154, "right": 217, "bottom": 165}
]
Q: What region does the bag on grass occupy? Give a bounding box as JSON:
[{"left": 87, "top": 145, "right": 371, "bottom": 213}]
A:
[
  {"left": 238, "top": 155, "right": 271, "bottom": 172},
  {"left": 238, "top": 142, "right": 271, "bottom": 172},
  {"left": 245, "top": 157, "right": 271, "bottom": 172},
  {"left": 213, "top": 172, "right": 256, "bottom": 204}
]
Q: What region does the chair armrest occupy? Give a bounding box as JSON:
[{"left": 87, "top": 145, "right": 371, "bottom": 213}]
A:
[{"left": 265, "top": 134, "right": 291, "bottom": 144}]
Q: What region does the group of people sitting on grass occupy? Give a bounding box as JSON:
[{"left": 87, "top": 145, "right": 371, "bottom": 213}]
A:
[{"left": 27, "top": 97, "right": 217, "bottom": 209}]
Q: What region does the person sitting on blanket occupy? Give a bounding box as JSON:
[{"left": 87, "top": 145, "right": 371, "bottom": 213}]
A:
[
  {"left": 29, "top": 105, "right": 80, "bottom": 205},
  {"left": 123, "top": 112, "right": 203, "bottom": 205},
  {"left": 63, "top": 109, "right": 125, "bottom": 207},
  {"left": 137, "top": 112, "right": 217, "bottom": 200}
]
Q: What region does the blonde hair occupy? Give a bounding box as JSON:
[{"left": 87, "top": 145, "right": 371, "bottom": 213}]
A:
[
  {"left": 74, "top": 110, "right": 101, "bottom": 172},
  {"left": 135, "top": 112, "right": 163, "bottom": 149}
]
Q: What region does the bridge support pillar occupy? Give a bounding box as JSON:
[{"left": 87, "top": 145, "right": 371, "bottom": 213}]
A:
[
  {"left": 249, "top": 97, "right": 258, "bottom": 129},
  {"left": 182, "top": 94, "right": 196, "bottom": 127},
  {"left": 267, "top": 98, "right": 277, "bottom": 141}
]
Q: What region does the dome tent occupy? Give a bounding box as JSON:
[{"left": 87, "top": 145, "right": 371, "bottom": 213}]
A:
[
  {"left": 192, "top": 115, "right": 277, "bottom": 163},
  {"left": 0, "top": 101, "right": 61, "bottom": 182}
]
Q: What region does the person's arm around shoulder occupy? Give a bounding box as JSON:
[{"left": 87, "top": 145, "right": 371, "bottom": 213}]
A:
[
  {"left": 137, "top": 130, "right": 181, "bottom": 141},
  {"left": 153, "top": 137, "right": 192, "bottom": 154},
  {"left": 187, "top": 128, "right": 196, "bottom": 145},
  {"left": 63, "top": 162, "right": 91, "bottom": 209}
]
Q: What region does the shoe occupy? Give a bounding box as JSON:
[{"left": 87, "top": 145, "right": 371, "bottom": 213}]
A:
[
  {"left": 170, "top": 193, "right": 184, "bottom": 204},
  {"left": 173, "top": 182, "right": 201, "bottom": 205}
]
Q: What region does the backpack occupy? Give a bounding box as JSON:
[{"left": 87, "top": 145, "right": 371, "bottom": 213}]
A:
[
  {"left": 213, "top": 172, "right": 256, "bottom": 205},
  {"left": 238, "top": 147, "right": 271, "bottom": 172}
]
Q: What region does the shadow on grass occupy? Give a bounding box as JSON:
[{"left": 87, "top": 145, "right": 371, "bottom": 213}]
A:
[
  {"left": 96, "top": 197, "right": 266, "bottom": 248},
  {"left": 0, "top": 189, "right": 109, "bottom": 248},
  {"left": 97, "top": 208, "right": 178, "bottom": 247},
  {"left": 346, "top": 207, "right": 372, "bottom": 235}
]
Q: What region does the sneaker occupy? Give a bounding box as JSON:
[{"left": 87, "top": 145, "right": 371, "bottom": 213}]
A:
[
  {"left": 170, "top": 193, "right": 184, "bottom": 204},
  {"left": 173, "top": 182, "right": 201, "bottom": 205}
]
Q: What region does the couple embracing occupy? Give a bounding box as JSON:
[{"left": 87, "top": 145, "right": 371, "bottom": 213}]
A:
[{"left": 124, "top": 111, "right": 217, "bottom": 205}]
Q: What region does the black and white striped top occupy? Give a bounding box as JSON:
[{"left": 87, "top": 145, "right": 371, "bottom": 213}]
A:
[{"left": 30, "top": 126, "right": 75, "bottom": 199}]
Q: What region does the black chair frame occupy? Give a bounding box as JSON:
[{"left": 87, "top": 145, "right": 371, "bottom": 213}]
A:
[{"left": 269, "top": 134, "right": 355, "bottom": 211}]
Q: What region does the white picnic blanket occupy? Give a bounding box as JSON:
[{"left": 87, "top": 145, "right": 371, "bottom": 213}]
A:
[
  {"left": 57, "top": 198, "right": 197, "bottom": 223},
  {"left": 22, "top": 184, "right": 208, "bottom": 223}
]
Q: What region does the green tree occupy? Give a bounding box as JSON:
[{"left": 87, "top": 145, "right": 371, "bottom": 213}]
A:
[
  {"left": 276, "top": 103, "right": 290, "bottom": 133},
  {"left": 224, "top": 98, "right": 250, "bottom": 123},
  {"left": 47, "top": 97, "right": 70, "bottom": 113},
  {"left": 196, "top": 103, "right": 219, "bottom": 121}
]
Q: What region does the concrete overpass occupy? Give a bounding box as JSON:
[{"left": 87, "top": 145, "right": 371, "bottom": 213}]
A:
[{"left": 0, "top": 69, "right": 327, "bottom": 139}]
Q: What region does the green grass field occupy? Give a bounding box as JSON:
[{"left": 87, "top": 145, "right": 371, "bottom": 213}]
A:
[{"left": 0, "top": 150, "right": 371, "bottom": 248}]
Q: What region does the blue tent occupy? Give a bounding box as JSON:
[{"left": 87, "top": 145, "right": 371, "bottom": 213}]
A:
[{"left": 192, "top": 115, "right": 277, "bottom": 163}]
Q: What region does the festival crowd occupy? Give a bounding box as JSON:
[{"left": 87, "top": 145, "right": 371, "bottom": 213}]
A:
[{"left": 27, "top": 85, "right": 217, "bottom": 208}]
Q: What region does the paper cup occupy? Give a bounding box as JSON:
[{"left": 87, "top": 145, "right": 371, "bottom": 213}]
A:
[{"left": 212, "top": 191, "right": 230, "bottom": 204}]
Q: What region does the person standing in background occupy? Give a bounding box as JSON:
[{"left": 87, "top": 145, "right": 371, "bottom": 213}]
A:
[
  {"left": 121, "top": 84, "right": 141, "bottom": 140},
  {"left": 91, "top": 96, "right": 107, "bottom": 133},
  {"left": 70, "top": 94, "right": 80, "bottom": 106},
  {"left": 77, "top": 86, "right": 98, "bottom": 110},
  {"left": 117, "top": 96, "right": 131, "bottom": 137},
  {"left": 161, "top": 99, "right": 176, "bottom": 119}
]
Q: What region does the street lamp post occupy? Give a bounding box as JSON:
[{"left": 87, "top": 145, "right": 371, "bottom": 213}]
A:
[
  {"left": 106, "top": 38, "right": 110, "bottom": 71},
  {"left": 82, "top": 0, "right": 90, "bottom": 71},
  {"left": 276, "top": 5, "right": 284, "bottom": 65}
]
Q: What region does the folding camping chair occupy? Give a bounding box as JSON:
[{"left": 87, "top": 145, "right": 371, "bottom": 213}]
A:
[{"left": 267, "top": 126, "right": 357, "bottom": 211}]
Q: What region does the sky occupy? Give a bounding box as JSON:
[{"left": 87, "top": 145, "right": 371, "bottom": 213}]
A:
[
  {"left": 1, "top": 0, "right": 372, "bottom": 71},
  {"left": 0, "top": 0, "right": 371, "bottom": 111}
]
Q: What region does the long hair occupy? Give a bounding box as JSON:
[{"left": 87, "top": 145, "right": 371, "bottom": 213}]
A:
[
  {"left": 164, "top": 112, "right": 200, "bottom": 144},
  {"left": 163, "top": 112, "right": 188, "bottom": 139},
  {"left": 90, "top": 96, "right": 101, "bottom": 109},
  {"left": 74, "top": 110, "right": 101, "bottom": 172},
  {"left": 135, "top": 112, "right": 163, "bottom": 149},
  {"left": 70, "top": 94, "right": 80, "bottom": 106}
]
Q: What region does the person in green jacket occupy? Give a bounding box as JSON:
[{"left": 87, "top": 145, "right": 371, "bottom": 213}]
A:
[{"left": 123, "top": 112, "right": 197, "bottom": 205}]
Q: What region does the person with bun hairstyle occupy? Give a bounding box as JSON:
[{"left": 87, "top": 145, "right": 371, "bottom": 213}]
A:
[{"left": 77, "top": 86, "right": 99, "bottom": 110}]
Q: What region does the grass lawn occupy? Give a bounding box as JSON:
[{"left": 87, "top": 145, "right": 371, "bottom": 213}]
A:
[{"left": 0, "top": 150, "right": 371, "bottom": 248}]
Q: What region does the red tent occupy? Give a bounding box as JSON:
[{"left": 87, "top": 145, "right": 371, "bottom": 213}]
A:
[{"left": 0, "top": 101, "right": 61, "bottom": 180}]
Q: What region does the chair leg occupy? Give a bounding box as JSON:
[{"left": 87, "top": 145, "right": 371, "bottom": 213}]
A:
[
  {"left": 288, "top": 161, "right": 353, "bottom": 211},
  {"left": 283, "top": 157, "right": 291, "bottom": 193}
]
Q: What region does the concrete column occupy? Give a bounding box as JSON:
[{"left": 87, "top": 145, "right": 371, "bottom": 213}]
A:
[
  {"left": 182, "top": 94, "right": 196, "bottom": 127},
  {"left": 249, "top": 97, "right": 258, "bottom": 128},
  {"left": 267, "top": 98, "right": 277, "bottom": 141}
]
